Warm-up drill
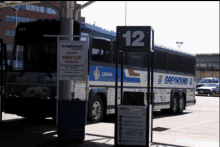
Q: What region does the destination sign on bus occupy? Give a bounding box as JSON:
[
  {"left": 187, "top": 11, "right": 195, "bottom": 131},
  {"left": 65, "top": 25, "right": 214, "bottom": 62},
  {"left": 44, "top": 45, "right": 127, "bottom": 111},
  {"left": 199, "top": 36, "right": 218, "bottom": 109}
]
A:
[{"left": 59, "top": 41, "right": 88, "bottom": 81}]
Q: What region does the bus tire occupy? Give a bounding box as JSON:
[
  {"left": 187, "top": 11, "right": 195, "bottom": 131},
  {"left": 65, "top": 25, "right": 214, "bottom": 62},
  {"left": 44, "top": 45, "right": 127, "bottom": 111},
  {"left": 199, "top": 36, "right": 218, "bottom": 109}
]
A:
[
  {"left": 170, "top": 94, "right": 178, "bottom": 115},
  {"left": 88, "top": 95, "right": 104, "bottom": 122},
  {"left": 177, "top": 95, "right": 184, "bottom": 114},
  {"left": 212, "top": 91, "right": 216, "bottom": 96}
]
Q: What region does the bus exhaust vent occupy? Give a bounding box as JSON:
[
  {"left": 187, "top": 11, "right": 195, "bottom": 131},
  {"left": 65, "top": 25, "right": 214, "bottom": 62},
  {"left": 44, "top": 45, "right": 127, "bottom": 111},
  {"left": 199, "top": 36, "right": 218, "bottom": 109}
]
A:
[{"left": 152, "top": 127, "right": 169, "bottom": 132}]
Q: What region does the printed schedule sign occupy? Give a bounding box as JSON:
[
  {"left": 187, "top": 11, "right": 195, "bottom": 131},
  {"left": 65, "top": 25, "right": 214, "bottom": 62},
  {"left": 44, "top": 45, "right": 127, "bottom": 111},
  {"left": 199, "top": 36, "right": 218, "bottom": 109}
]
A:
[
  {"left": 59, "top": 41, "right": 88, "bottom": 81},
  {"left": 117, "top": 105, "right": 147, "bottom": 146}
]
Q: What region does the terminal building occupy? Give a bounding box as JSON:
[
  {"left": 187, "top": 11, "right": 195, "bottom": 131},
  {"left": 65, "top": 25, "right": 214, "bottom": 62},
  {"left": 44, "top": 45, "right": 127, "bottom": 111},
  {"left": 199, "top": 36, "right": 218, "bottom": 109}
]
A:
[
  {"left": 0, "top": 1, "right": 85, "bottom": 67},
  {"left": 0, "top": 1, "right": 61, "bottom": 62},
  {"left": 195, "top": 53, "right": 220, "bottom": 82}
]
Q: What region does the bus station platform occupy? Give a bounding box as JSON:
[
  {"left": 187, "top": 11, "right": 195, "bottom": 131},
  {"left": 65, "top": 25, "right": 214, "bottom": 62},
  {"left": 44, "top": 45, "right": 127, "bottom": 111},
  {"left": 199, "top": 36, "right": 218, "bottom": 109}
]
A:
[{"left": 0, "top": 113, "right": 217, "bottom": 147}]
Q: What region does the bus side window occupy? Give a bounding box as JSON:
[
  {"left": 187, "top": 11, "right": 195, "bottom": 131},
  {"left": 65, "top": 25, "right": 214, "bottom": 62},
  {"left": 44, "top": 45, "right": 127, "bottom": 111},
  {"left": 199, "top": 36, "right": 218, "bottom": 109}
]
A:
[
  {"left": 128, "top": 52, "right": 143, "bottom": 68},
  {"left": 92, "top": 38, "right": 111, "bottom": 63},
  {"left": 178, "top": 55, "right": 187, "bottom": 73},
  {"left": 157, "top": 50, "right": 167, "bottom": 71},
  {"left": 168, "top": 53, "right": 177, "bottom": 72}
]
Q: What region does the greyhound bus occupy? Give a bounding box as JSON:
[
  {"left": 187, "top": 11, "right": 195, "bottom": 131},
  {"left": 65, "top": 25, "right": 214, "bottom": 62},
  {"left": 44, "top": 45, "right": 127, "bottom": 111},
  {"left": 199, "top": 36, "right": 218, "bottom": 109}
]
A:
[{"left": 3, "top": 19, "right": 196, "bottom": 122}]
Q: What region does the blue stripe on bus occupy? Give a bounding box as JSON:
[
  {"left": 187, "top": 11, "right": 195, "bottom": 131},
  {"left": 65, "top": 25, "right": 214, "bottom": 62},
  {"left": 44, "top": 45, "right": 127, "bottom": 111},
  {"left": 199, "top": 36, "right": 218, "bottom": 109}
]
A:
[{"left": 89, "top": 65, "right": 141, "bottom": 83}]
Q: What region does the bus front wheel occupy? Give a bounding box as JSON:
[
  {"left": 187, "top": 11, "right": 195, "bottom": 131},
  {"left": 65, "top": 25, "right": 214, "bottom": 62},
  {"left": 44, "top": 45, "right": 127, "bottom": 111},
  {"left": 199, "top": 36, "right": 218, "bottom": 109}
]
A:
[{"left": 88, "top": 95, "right": 104, "bottom": 122}]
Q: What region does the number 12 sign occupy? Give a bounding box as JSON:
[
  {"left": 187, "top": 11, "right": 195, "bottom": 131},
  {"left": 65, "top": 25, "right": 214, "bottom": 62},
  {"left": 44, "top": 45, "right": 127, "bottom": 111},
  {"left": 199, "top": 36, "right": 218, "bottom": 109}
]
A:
[{"left": 117, "top": 26, "right": 154, "bottom": 52}]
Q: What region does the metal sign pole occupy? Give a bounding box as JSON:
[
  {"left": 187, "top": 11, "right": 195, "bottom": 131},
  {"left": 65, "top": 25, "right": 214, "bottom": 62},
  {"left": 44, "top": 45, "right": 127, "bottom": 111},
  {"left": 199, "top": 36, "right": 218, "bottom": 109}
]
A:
[
  {"left": 150, "top": 30, "right": 154, "bottom": 143},
  {"left": 115, "top": 38, "right": 119, "bottom": 146},
  {"left": 0, "top": 39, "right": 3, "bottom": 125},
  {"left": 85, "top": 49, "right": 88, "bottom": 125},
  {"left": 121, "top": 52, "right": 123, "bottom": 104},
  {"left": 147, "top": 49, "right": 151, "bottom": 146},
  {"left": 56, "top": 36, "right": 60, "bottom": 126}
]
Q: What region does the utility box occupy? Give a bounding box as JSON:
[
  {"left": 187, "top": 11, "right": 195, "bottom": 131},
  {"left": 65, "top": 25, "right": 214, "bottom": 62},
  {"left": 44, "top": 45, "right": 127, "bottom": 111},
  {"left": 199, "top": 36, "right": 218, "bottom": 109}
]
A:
[{"left": 58, "top": 100, "right": 86, "bottom": 141}]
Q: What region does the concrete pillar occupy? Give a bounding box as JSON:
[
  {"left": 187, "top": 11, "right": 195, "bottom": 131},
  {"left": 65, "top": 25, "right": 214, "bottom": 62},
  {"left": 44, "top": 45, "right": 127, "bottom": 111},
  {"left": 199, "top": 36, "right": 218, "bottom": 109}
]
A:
[{"left": 59, "top": 1, "right": 74, "bottom": 101}]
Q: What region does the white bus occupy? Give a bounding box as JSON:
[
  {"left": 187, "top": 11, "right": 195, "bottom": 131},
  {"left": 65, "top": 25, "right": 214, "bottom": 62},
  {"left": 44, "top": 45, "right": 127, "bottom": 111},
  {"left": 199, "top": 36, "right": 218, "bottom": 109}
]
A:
[{"left": 3, "top": 20, "right": 196, "bottom": 122}]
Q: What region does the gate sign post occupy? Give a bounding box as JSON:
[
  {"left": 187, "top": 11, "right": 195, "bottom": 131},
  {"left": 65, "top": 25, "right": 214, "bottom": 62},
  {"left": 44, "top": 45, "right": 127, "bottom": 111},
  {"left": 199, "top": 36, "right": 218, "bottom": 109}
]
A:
[{"left": 115, "top": 26, "right": 154, "bottom": 147}]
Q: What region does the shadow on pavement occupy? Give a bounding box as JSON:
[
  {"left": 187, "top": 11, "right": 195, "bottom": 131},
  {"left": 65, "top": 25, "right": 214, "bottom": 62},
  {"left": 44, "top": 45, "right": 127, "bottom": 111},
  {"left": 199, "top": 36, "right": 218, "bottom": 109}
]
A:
[
  {"left": 1, "top": 115, "right": 191, "bottom": 147},
  {"left": 0, "top": 117, "right": 115, "bottom": 147},
  {"left": 151, "top": 142, "right": 188, "bottom": 147}
]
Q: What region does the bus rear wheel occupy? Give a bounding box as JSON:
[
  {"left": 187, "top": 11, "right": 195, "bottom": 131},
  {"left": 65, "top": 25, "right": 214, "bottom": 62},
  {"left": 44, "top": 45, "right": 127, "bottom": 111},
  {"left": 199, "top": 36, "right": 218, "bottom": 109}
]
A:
[
  {"left": 177, "top": 95, "right": 184, "bottom": 114},
  {"left": 88, "top": 95, "right": 104, "bottom": 122},
  {"left": 170, "top": 94, "right": 178, "bottom": 115},
  {"left": 212, "top": 91, "right": 216, "bottom": 96}
]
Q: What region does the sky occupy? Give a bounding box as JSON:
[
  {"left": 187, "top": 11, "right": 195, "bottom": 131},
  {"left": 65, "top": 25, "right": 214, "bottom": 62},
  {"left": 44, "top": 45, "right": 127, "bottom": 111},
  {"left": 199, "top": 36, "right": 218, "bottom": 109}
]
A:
[{"left": 77, "top": 1, "right": 219, "bottom": 55}]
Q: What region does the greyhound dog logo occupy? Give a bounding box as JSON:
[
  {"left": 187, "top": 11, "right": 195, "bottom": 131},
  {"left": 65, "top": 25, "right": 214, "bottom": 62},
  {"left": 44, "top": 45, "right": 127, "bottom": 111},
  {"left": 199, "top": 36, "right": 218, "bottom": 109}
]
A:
[{"left": 94, "top": 66, "right": 100, "bottom": 80}]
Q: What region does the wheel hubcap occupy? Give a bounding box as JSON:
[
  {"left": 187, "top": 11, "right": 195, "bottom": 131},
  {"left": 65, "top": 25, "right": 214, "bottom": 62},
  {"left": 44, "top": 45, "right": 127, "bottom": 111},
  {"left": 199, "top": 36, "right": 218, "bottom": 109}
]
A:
[{"left": 92, "top": 101, "right": 101, "bottom": 120}]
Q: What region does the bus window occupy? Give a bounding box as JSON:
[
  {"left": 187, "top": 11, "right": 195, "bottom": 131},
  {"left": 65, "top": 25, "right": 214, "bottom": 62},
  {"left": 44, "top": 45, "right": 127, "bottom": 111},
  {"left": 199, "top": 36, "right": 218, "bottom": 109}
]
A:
[
  {"left": 128, "top": 52, "right": 143, "bottom": 68},
  {"left": 157, "top": 50, "right": 167, "bottom": 71},
  {"left": 178, "top": 55, "right": 187, "bottom": 73},
  {"left": 92, "top": 38, "right": 111, "bottom": 63},
  {"left": 187, "top": 57, "right": 195, "bottom": 75},
  {"left": 168, "top": 53, "right": 177, "bottom": 72},
  {"left": 27, "top": 44, "right": 41, "bottom": 62},
  {"left": 112, "top": 41, "right": 128, "bottom": 65}
]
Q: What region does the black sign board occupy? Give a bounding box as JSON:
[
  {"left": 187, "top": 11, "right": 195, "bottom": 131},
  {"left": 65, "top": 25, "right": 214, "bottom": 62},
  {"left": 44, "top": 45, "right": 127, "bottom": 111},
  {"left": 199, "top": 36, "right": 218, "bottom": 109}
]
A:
[{"left": 117, "top": 26, "right": 153, "bottom": 52}]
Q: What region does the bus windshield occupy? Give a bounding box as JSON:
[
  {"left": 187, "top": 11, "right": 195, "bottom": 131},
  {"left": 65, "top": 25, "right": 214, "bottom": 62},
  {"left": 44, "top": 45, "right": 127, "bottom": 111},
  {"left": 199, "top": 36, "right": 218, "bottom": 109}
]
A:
[
  {"left": 199, "top": 78, "right": 212, "bottom": 83},
  {"left": 12, "top": 42, "right": 57, "bottom": 72}
]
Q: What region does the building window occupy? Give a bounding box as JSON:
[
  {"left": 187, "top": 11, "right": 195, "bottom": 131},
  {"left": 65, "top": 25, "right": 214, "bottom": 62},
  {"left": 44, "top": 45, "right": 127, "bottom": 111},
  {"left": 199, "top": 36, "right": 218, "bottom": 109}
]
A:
[
  {"left": 6, "top": 44, "right": 12, "bottom": 51},
  {"left": 26, "top": 4, "right": 31, "bottom": 11},
  {"left": 20, "top": 17, "right": 25, "bottom": 22},
  {"left": 11, "top": 16, "right": 16, "bottom": 23},
  {"left": 11, "top": 30, "right": 15, "bottom": 36},
  {"left": 25, "top": 18, "right": 30, "bottom": 22},
  {"left": 21, "top": 5, "right": 26, "bottom": 10},
  {"left": 31, "top": 5, "right": 35, "bottom": 11},
  {"left": 46, "top": 7, "right": 52, "bottom": 14},
  {"left": 40, "top": 6, "right": 44, "bottom": 13},
  {"left": 5, "top": 30, "right": 11, "bottom": 36},
  {"left": 17, "top": 16, "right": 21, "bottom": 22},
  {"left": 12, "top": 5, "right": 21, "bottom": 9},
  {"left": 18, "top": 45, "right": 24, "bottom": 52},
  {"left": 5, "top": 15, "right": 11, "bottom": 22},
  {"left": 36, "top": 6, "right": 40, "bottom": 12},
  {"left": 5, "top": 30, "right": 15, "bottom": 37},
  {"left": 51, "top": 9, "right": 56, "bottom": 14}
]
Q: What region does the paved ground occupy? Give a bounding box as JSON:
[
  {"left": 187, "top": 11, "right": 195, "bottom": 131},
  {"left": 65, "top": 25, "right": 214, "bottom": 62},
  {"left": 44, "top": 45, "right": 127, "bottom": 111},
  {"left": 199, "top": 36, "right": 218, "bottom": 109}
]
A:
[{"left": 0, "top": 96, "right": 219, "bottom": 147}]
